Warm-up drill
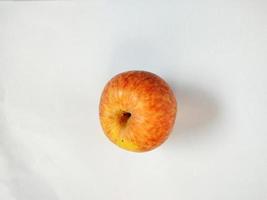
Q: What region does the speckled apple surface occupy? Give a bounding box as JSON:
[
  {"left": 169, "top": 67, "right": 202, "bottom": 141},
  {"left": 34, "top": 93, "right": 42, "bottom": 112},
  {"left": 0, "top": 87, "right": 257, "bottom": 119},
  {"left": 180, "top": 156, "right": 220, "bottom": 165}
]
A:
[
  {"left": 0, "top": 2, "right": 266, "bottom": 200},
  {"left": 99, "top": 71, "right": 177, "bottom": 152}
]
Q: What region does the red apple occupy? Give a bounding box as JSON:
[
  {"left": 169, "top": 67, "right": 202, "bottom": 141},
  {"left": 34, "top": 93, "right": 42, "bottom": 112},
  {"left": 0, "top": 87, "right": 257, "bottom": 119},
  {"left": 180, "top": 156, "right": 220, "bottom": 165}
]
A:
[{"left": 99, "top": 71, "right": 177, "bottom": 152}]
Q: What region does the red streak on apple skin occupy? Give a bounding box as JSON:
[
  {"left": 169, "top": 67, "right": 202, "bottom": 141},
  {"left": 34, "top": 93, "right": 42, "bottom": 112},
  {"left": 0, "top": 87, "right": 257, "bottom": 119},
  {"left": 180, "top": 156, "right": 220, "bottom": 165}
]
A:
[{"left": 99, "top": 71, "right": 177, "bottom": 152}]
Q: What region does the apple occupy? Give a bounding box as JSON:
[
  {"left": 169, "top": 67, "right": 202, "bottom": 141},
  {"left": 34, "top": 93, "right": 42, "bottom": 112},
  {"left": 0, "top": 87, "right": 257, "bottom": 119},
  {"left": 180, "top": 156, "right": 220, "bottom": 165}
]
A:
[{"left": 99, "top": 70, "right": 177, "bottom": 152}]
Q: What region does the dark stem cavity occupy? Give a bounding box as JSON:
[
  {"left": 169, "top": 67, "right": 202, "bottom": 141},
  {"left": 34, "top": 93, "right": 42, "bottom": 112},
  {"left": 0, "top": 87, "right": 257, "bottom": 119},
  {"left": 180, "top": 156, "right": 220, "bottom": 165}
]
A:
[{"left": 119, "top": 111, "right": 131, "bottom": 126}]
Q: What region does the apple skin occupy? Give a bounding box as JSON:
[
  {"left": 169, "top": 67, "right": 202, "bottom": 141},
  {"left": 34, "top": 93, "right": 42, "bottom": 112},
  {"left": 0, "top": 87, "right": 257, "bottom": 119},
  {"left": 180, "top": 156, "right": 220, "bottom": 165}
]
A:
[{"left": 99, "top": 71, "right": 177, "bottom": 152}]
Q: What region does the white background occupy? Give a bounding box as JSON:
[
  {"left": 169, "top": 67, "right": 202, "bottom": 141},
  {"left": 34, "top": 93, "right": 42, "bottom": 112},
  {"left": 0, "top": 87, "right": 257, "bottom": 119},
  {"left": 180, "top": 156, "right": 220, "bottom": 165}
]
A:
[{"left": 0, "top": 1, "right": 266, "bottom": 200}]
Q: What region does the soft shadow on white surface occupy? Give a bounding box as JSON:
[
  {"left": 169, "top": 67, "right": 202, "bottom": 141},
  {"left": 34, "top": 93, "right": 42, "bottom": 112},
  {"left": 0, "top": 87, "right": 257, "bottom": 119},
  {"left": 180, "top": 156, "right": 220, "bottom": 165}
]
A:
[
  {"left": 166, "top": 82, "right": 221, "bottom": 147},
  {"left": 0, "top": 88, "right": 58, "bottom": 200},
  {"left": 173, "top": 84, "right": 219, "bottom": 131}
]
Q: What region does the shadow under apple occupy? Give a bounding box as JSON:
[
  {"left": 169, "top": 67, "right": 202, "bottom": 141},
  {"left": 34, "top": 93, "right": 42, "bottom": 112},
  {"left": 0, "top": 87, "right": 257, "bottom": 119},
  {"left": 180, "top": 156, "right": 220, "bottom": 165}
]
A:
[{"left": 167, "top": 83, "right": 221, "bottom": 146}]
